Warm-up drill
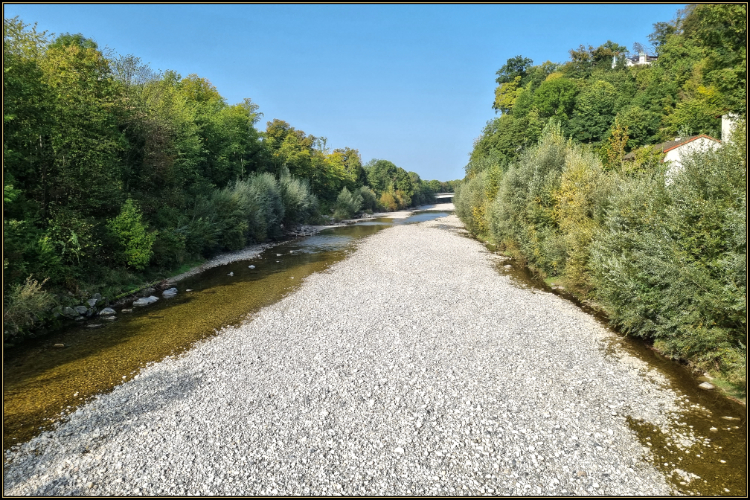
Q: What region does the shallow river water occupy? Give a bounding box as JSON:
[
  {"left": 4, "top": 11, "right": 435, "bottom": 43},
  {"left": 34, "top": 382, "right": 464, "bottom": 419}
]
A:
[{"left": 4, "top": 211, "right": 745, "bottom": 496}]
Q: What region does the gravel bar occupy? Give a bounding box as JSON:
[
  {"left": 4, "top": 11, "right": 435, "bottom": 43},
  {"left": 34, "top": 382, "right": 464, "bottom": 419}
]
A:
[{"left": 4, "top": 215, "right": 684, "bottom": 495}]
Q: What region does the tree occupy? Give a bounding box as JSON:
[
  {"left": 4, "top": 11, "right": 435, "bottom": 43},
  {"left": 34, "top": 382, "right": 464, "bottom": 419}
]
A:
[
  {"left": 533, "top": 77, "right": 578, "bottom": 120},
  {"left": 568, "top": 80, "right": 619, "bottom": 143},
  {"left": 495, "top": 55, "right": 533, "bottom": 85}
]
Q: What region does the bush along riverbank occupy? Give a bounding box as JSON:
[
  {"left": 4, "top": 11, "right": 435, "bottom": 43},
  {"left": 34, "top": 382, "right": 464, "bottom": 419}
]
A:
[{"left": 454, "top": 122, "right": 746, "bottom": 402}]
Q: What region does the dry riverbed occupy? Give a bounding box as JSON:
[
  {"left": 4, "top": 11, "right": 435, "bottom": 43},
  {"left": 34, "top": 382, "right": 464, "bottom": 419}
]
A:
[{"left": 2, "top": 215, "right": 737, "bottom": 495}]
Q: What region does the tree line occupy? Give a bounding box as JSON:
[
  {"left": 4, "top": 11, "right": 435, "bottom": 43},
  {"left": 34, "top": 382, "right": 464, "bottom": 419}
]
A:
[
  {"left": 454, "top": 4, "right": 746, "bottom": 390},
  {"left": 3, "top": 16, "right": 459, "bottom": 340}
]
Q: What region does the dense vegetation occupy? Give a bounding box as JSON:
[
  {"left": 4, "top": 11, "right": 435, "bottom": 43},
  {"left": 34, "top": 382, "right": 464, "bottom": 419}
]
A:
[
  {"left": 454, "top": 4, "right": 746, "bottom": 387},
  {"left": 3, "top": 17, "right": 459, "bottom": 340}
]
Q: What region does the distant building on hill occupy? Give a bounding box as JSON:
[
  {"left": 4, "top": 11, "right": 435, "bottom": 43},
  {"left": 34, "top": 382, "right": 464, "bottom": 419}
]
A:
[{"left": 612, "top": 52, "right": 658, "bottom": 69}]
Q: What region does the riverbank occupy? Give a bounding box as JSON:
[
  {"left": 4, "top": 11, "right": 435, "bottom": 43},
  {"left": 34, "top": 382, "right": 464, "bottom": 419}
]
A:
[
  {"left": 165, "top": 204, "right": 455, "bottom": 283},
  {"left": 6, "top": 214, "right": 742, "bottom": 496}
]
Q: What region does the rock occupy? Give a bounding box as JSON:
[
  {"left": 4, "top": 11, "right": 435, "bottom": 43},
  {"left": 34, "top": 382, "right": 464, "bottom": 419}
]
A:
[
  {"left": 277, "top": 254, "right": 282, "bottom": 257},
  {"left": 248, "top": 265, "right": 255, "bottom": 269},
  {"left": 121, "top": 308, "right": 133, "bottom": 313},
  {"left": 162, "top": 288, "right": 178, "bottom": 298},
  {"left": 698, "top": 382, "right": 715, "bottom": 390},
  {"left": 53, "top": 343, "right": 65, "bottom": 348},
  {"left": 99, "top": 308, "right": 116, "bottom": 316},
  {"left": 63, "top": 307, "right": 78, "bottom": 318},
  {"left": 133, "top": 296, "right": 159, "bottom": 307},
  {"left": 140, "top": 288, "right": 156, "bottom": 297},
  {"left": 74, "top": 316, "right": 85, "bottom": 321},
  {"left": 87, "top": 324, "right": 103, "bottom": 329},
  {"left": 102, "top": 316, "right": 116, "bottom": 321},
  {"left": 709, "top": 427, "right": 718, "bottom": 432},
  {"left": 503, "top": 265, "right": 512, "bottom": 269},
  {"left": 74, "top": 306, "right": 88, "bottom": 315},
  {"left": 87, "top": 298, "right": 98, "bottom": 308},
  {"left": 93, "top": 293, "right": 102, "bottom": 300},
  {"left": 228, "top": 272, "right": 234, "bottom": 277}
]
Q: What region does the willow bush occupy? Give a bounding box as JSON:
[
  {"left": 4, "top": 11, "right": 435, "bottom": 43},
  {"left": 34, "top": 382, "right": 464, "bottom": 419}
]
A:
[{"left": 590, "top": 123, "right": 746, "bottom": 383}]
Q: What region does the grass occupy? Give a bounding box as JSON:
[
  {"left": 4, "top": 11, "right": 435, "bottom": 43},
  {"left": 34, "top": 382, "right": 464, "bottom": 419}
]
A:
[{"left": 705, "top": 374, "right": 746, "bottom": 405}]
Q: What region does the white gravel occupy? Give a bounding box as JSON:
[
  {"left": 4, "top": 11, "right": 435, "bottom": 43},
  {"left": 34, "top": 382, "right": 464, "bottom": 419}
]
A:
[{"left": 4, "top": 215, "right": 686, "bottom": 495}]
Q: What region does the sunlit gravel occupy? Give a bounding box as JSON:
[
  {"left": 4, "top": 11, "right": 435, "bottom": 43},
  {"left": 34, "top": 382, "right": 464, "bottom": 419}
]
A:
[{"left": 4, "top": 215, "right": 680, "bottom": 495}]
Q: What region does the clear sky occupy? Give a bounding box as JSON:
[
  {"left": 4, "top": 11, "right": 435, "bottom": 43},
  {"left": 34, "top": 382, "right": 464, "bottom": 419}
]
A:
[{"left": 4, "top": 3, "right": 684, "bottom": 181}]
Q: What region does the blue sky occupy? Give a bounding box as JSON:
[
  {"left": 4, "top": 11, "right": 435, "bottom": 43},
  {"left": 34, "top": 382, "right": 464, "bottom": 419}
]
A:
[{"left": 4, "top": 4, "right": 683, "bottom": 181}]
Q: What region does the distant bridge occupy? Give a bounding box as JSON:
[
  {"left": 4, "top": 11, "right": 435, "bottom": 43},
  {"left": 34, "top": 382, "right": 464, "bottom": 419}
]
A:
[{"left": 434, "top": 193, "right": 454, "bottom": 204}]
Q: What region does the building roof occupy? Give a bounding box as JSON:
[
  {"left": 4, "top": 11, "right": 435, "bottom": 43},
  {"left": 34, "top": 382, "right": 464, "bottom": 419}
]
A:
[{"left": 623, "top": 134, "right": 720, "bottom": 160}]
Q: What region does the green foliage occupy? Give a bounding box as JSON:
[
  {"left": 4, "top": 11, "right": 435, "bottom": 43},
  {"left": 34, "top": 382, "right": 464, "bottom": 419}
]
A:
[
  {"left": 3, "top": 276, "right": 56, "bottom": 340},
  {"left": 358, "top": 186, "right": 378, "bottom": 212},
  {"left": 332, "top": 187, "right": 363, "bottom": 220},
  {"left": 590, "top": 127, "right": 746, "bottom": 383},
  {"left": 107, "top": 199, "right": 156, "bottom": 270},
  {"left": 487, "top": 123, "right": 568, "bottom": 276}
]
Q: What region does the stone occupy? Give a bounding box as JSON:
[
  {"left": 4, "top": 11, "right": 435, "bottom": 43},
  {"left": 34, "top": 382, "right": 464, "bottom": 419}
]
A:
[
  {"left": 698, "top": 382, "right": 715, "bottom": 390},
  {"left": 99, "top": 308, "right": 116, "bottom": 316},
  {"left": 87, "top": 324, "right": 103, "bottom": 329},
  {"left": 102, "top": 316, "right": 116, "bottom": 321},
  {"left": 93, "top": 293, "right": 102, "bottom": 300},
  {"left": 63, "top": 307, "right": 78, "bottom": 318},
  {"left": 87, "top": 298, "right": 98, "bottom": 308},
  {"left": 74, "top": 306, "right": 88, "bottom": 315},
  {"left": 53, "top": 343, "right": 65, "bottom": 348},
  {"left": 121, "top": 308, "right": 133, "bottom": 313},
  {"left": 133, "top": 296, "right": 159, "bottom": 307},
  {"left": 248, "top": 265, "right": 255, "bottom": 269},
  {"left": 162, "top": 288, "right": 178, "bottom": 298},
  {"left": 228, "top": 272, "right": 234, "bottom": 277}
]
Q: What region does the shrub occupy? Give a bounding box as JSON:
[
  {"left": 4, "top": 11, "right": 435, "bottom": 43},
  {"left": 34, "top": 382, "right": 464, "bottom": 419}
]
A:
[
  {"left": 279, "top": 169, "right": 318, "bottom": 225},
  {"left": 488, "top": 121, "right": 568, "bottom": 276},
  {"left": 589, "top": 122, "right": 746, "bottom": 383},
  {"left": 454, "top": 171, "right": 490, "bottom": 236},
  {"left": 107, "top": 199, "right": 156, "bottom": 270},
  {"left": 358, "top": 186, "right": 378, "bottom": 212},
  {"left": 332, "top": 187, "right": 363, "bottom": 220},
  {"left": 3, "top": 276, "right": 56, "bottom": 340},
  {"left": 379, "top": 191, "right": 398, "bottom": 212},
  {"left": 553, "top": 143, "right": 613, "bottom": 292}
]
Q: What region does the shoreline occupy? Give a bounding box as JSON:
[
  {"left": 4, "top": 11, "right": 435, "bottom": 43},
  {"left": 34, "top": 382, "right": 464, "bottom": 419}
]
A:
[{"left": 165, "top": 203, "right": 456, "bottom": 283}]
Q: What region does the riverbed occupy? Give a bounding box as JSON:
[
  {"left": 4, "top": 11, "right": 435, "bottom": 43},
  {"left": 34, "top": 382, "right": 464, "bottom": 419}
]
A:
[{"left": 3, "top": 212, "right": 745, "bottom": 496}]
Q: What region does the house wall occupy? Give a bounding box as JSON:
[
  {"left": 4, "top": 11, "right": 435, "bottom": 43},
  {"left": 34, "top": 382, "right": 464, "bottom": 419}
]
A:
[{"left": 664, "top": 137, "right": 721, "bottom": 183}]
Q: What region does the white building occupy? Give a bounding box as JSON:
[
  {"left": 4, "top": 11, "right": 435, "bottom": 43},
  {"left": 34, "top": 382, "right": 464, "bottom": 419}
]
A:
[{"left": 612, "top": 52, "right": 658, "bottom": 69}]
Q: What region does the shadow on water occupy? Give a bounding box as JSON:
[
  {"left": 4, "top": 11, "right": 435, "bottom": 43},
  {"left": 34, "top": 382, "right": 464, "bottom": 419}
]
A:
[
  {"left": 4, "top": 215, "right": 454, "bottom": 451},
  {"left": 476, "top": 242, "right": 746, "bottom": 497}
]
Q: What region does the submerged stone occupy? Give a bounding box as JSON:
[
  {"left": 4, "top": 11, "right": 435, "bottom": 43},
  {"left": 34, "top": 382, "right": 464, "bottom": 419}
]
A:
[{"left": 133, "top": 296, "right": 159, "bottom": 307}]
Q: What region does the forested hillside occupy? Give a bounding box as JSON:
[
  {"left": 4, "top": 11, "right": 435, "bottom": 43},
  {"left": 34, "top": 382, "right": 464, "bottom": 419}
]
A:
[
  {"left": 3, "top": 17, "right": 458, "bottom": 340},
  {"left": 454, "top": 4, "right": 746, "bottom": 391}
]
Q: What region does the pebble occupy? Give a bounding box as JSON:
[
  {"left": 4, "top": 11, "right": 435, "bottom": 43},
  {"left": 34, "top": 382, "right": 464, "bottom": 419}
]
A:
[{"left": 2, "top": 216, "right": 684, "bottom": 496}]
